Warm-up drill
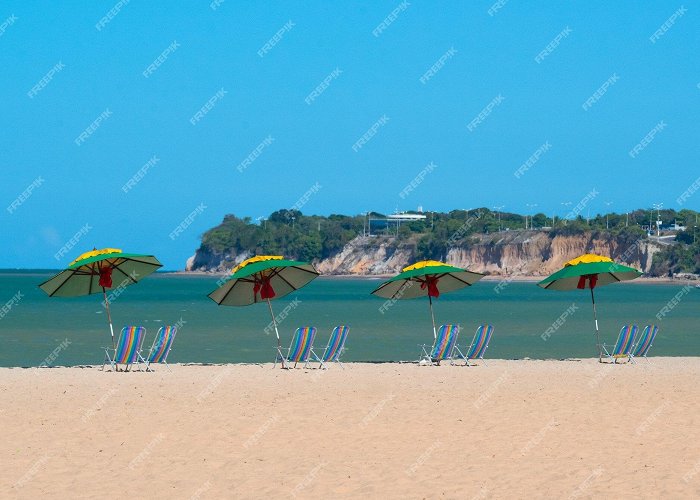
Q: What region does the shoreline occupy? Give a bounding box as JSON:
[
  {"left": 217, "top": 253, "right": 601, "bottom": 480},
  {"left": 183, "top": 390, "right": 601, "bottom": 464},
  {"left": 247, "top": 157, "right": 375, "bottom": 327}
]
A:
[
  {"left": 3, "top": 269, "right": 695, "bottom": 286},
  {"left": 163, "top": 271, "right": 691, "bottom": 285},
  {"left": 2, "top": 356, "right": 697, "bottom": 370}
]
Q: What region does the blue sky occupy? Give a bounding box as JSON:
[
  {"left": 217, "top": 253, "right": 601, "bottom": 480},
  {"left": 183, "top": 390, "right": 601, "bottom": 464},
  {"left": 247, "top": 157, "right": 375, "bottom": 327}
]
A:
[{"left": 1, "top": 2, "right": 698, "bottom": 269}]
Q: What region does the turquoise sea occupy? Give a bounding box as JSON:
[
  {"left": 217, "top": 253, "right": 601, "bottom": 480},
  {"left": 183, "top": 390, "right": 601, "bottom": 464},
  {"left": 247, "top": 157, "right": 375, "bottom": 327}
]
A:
[{"left": 0, "top": 270, "right": 698, "bottom": 367}]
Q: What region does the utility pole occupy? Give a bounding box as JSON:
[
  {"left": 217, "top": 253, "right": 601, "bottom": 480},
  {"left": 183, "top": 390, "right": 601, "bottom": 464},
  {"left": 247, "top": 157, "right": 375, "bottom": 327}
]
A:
[
  {"left": 561, "top": 201, "right": 572, "bottom": 226},
  {"left": 604, "top": 201, "right": 613, "bottom": 230},
  {"left": 652, "top": 203, "right": 663, "bottom": 237},
  {"left": 493, "top": 205, "right": 504, "bottom": 232},
  {"left": 526, "top": 203, "right": 538, "bottom": 230}
]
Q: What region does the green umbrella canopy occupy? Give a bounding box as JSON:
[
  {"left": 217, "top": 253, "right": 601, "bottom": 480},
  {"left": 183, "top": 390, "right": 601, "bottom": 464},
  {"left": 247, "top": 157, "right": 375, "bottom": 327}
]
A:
[
  {"left": 537, "top": 253, "right": 642, "bottom": 362},
  {"left": 208, "top": 255, "right": 320, "bottom": 368},
  {"left": 39, "top": 248, "right": 163, "bottom": 297},
  {"left": 371, "top": 261, "right": 484, "bottom": 299},
  {"left": 208, "top": 255, "right": 320, "bottom": 306},
  {"left": 38, "top": 247, "right": 162, "bottom": 351},
  {"left": 371, "top": 260, "right": 484, "bottom": 340},
  {"left": 537, "top": 255, "right": 642, "bottom": 291}
]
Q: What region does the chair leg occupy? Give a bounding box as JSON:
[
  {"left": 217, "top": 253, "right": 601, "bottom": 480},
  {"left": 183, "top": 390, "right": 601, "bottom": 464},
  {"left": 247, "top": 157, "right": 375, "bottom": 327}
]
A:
[
  {"left": 450, "top": 346, "right": 464, "bottom": 366},
  {"left": 309, "top": 349, "right": 324, "bottom": 369},
  {"left": 418, "top": 345, "right": 432, "bottom": 365},
  {"left": 102, "top": 352, "right": 115, "bottom": 372}
]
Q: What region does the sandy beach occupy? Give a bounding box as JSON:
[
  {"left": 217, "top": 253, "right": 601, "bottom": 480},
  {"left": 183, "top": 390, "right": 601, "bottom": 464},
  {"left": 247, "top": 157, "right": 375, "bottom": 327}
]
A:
[{"left": 2, "top": 359, "right": 700, "bottom": 498}]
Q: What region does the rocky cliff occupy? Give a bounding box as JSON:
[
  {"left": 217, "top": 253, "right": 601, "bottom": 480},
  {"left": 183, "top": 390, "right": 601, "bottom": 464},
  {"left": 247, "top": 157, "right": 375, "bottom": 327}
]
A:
[
  {"left": 187, "top": 230, "right": 661, "bottom": 276},
  {"left": 443, "top": 231, "right": 657, "bottom": 276}
]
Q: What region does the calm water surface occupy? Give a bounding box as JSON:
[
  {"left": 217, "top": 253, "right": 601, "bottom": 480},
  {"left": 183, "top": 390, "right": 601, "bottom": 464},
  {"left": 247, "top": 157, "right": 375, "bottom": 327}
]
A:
[{"left": 0, "top": 271, "right": 698, "bottom": 366}]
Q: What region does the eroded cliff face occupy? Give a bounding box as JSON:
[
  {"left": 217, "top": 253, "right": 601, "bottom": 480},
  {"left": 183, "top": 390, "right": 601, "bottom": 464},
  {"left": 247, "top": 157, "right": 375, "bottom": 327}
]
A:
[
  {"left": 187, "top": 231, "right": 660, "bottom": 276},
  {"left": 443, "top": 232, "right": 658, "bottom": 276},
  {"left": 314, "top": 237, "right": 414, "bottom": 275},
  {"left": 186, "top": 247, "right": 252, "bottom": 273}
]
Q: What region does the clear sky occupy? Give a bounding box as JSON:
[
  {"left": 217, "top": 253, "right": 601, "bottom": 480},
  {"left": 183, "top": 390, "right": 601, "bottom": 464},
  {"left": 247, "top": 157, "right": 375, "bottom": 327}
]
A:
[{"left": 1, "top": 1, "right": 698, "bottom": 269}]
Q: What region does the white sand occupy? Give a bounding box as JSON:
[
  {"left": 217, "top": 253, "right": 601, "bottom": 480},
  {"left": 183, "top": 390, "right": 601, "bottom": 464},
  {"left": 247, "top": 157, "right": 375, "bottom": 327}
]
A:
[{"left": 2, "top": 359, "right": 700, "bottom": 498}]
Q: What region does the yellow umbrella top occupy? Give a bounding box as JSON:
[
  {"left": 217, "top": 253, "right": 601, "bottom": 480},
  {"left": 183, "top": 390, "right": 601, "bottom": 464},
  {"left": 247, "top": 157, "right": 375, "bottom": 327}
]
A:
[
  {"left": 402, "top": 260, "right": 449, "bottom": 272},
  {"left": 564, "top": 254, "right": 612, "bottom": 267},
  {"left": 231, "top": 255, "right": 284, "bottom": 274},
  {"left": 69, "top": 248, "right": 122, "bottom": 266}
]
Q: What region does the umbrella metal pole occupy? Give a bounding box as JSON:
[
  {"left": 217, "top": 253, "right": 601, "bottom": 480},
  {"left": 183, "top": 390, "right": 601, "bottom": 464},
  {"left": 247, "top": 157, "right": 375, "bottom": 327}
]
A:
[
  {"left": 429, "top": 295, "right": 437, "bottom": 340},
  {"left": 102, "top": 287, "right": 115, "bottom": 350},
  {"left": 267, "top": 298, "right": 285, "bottom": 369},
  {"left": 590, "top": 287, "right": 601, "bottom": 362}
]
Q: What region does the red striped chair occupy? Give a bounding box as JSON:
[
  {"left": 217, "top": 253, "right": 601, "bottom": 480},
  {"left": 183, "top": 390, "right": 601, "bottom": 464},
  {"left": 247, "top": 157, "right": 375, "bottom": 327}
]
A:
[
  {"left": 274, "top": 327, "right": 318, "bottom": 369},
  {"left": 452, "top": 324, "right": 494, "bottom": 366},
  {"left": 602, "top": 324, "right": 637, "bottom": 363},
  {"left": 630, "top": 325, "right": 657, "bottom": 363},
  {"left": 313, "top": 325, "right": 350, "bottom": 369},
  {"left": 145, "top": 325, "right": 178, "bottom": 371},
  {"left": 419, "top": 324, "right": 459, "bottom": 366},
  {"left": 102, "top": 326, "right": 147, "bottom": 372}
]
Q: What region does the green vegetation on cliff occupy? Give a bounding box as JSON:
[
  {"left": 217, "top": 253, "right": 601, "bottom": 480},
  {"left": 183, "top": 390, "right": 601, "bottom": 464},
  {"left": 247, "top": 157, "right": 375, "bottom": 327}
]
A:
[{"left": 195, "top": 207, "right": 700, "bottom": 275}]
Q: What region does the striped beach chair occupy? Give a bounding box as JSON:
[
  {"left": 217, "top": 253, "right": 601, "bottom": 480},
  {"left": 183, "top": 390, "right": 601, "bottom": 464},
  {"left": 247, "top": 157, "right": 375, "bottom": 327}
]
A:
[
  {"left": 452, "top": 324, "right": 494, "bottom": 366},
  {"left": 144, "top": 325, "right": 178, "bottom": 371},
  {"left": 275, "top": 326, "right": 318, "bottom": 369},
  {"left": 630, "top": 325, "right": 658, "bottom": 363},
  {"left": 314, "top": 325, "right": 350, "bottom": 369},
  {"left": 602, "top": 324, "right": 638, "bottom": 363},
  {"left": 102, "top": 326, "right": 147, "bottom": 372},
  {"left": 419, "top": 324, "right": 459, "bottom": 366}
]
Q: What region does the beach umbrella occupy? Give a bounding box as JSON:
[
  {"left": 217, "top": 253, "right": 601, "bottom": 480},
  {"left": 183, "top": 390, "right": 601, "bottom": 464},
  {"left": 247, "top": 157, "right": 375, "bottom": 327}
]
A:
[
  {"left": 537, "top": 253, "right": 642, "bottom": 361},
  {"left": 207, "top": 255, "right": 320, "bottom": 368},
  {"left": 371, "top": 260, "right": 484, "bottom": 339},
  {"left": 39, "top": 248, "right": 163, "bottom": 349}
]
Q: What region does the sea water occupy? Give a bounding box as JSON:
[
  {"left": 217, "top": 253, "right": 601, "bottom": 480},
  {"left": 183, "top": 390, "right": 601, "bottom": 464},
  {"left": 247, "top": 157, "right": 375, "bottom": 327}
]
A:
[{"left": 0, "top": 271, "right": 697, "bottom": 367}]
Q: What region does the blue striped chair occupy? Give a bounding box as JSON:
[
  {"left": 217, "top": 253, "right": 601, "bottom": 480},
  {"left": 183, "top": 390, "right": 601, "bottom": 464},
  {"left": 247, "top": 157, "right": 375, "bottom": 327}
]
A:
[
  {"left": 419, "top": 324, "right": 459, "bottom": 366},
  {"left": 102, "top": 326, "right": 147, "bottom": 372},
  {"left": 313, "top": 325, "right": 350, "bottom": 369},
  {"left": 452, "top": 324, "right": 494, "bottom": 366},
  {"left": 602, "top": 324, "right": 638, "bottom": 363},
  {"left": 275, "top": 327, "right": 317, "bottom": 369},
  {"left": 144, "top": 325, "right": 178, "bottom": 371},
  {"left": 630, "top": 325, "right": 658, "bottom": 363}
]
